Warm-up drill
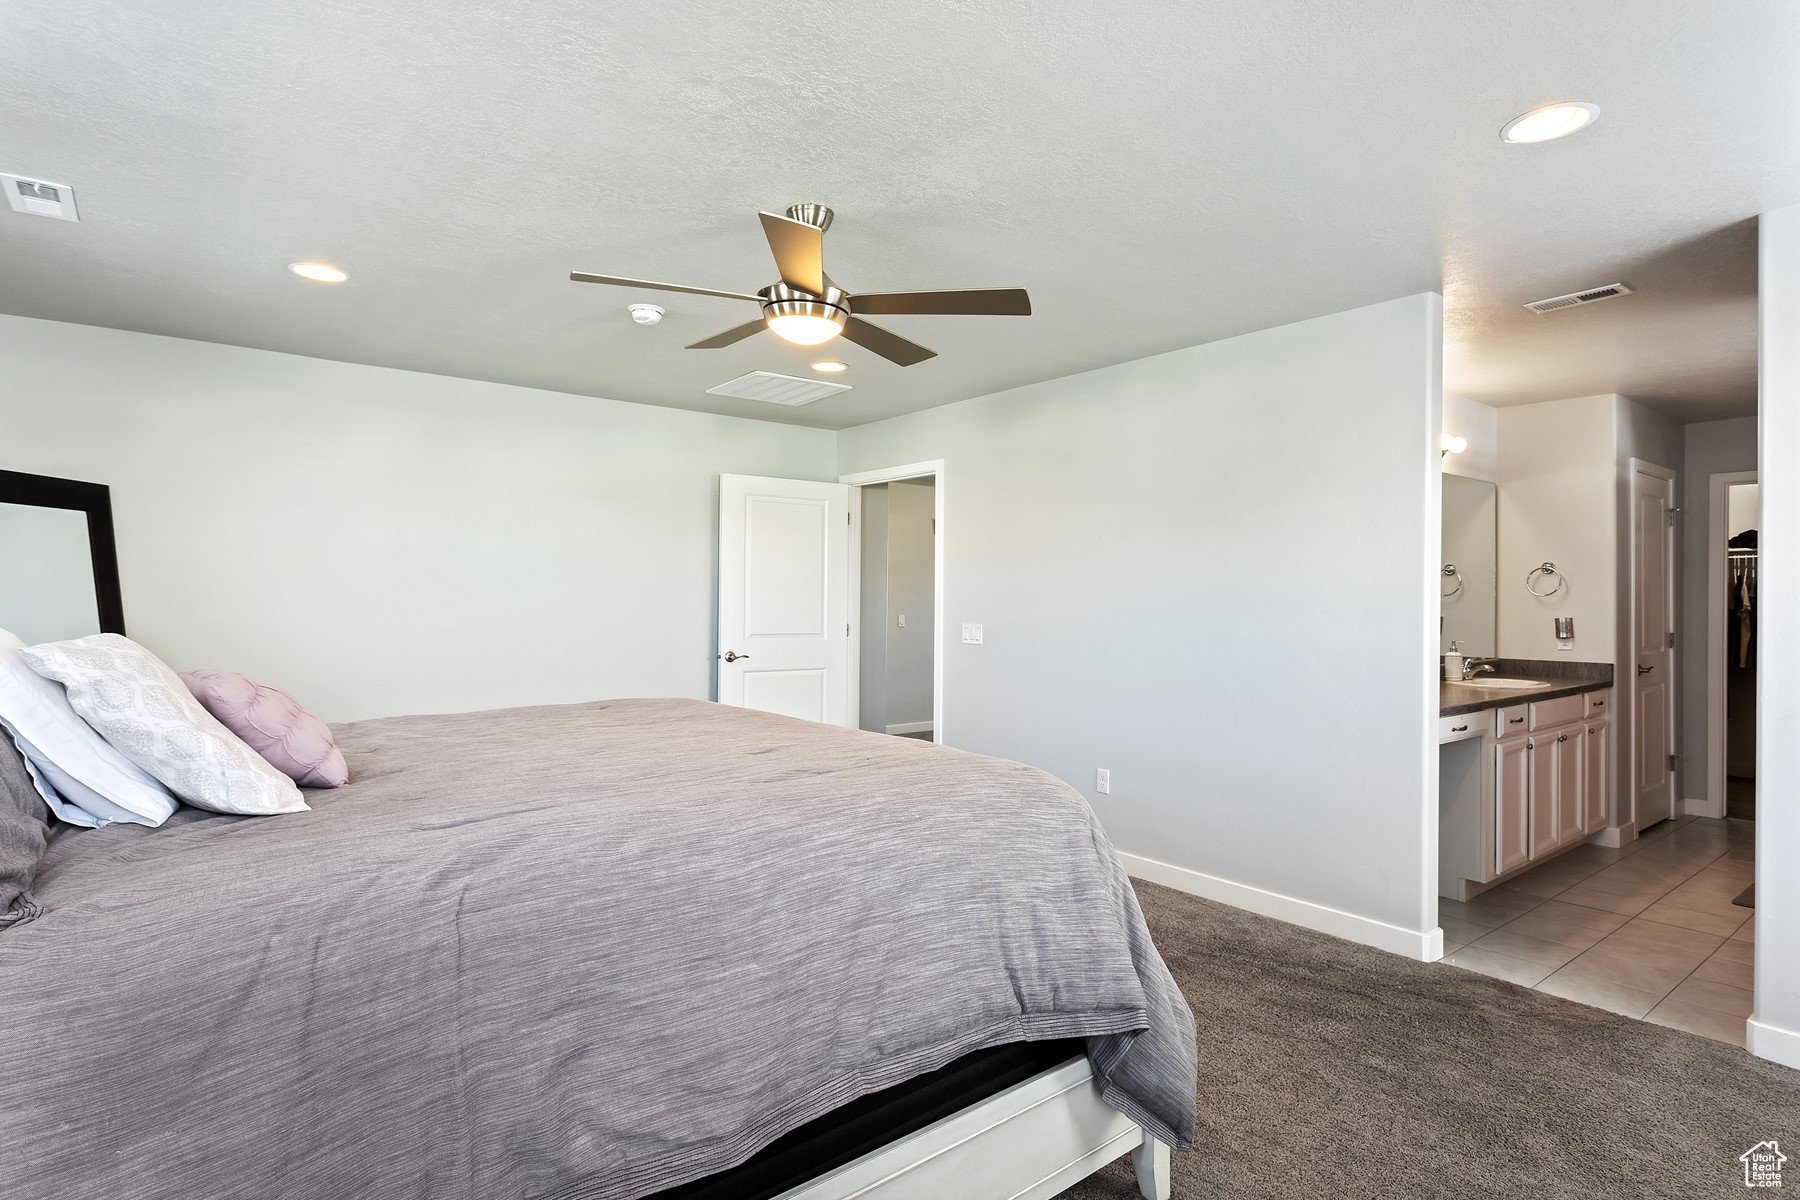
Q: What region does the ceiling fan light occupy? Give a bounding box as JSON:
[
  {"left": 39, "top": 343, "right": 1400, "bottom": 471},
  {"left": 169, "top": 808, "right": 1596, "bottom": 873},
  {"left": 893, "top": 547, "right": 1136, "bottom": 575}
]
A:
[{"left": 764, "top": 299, "right": 847, "bottom": 347}]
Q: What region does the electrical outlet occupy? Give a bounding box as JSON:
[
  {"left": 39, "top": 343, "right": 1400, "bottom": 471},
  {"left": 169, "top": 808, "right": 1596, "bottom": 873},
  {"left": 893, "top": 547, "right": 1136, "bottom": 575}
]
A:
[
  {"left": 1096, "top": 768, "right": 1110, "bottom": 795},
  {"left": 961, "top": 623, "right": 983, "bottom": 645},
  {"left": 896, "top": 613, "right": 906, "bottom": 628}
]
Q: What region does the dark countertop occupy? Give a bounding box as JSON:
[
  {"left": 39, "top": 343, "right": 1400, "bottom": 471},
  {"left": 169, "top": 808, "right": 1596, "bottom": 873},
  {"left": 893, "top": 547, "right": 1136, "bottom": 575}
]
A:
[{"left": 1438, "top": 659, "right": 1614, "bottom": 717}]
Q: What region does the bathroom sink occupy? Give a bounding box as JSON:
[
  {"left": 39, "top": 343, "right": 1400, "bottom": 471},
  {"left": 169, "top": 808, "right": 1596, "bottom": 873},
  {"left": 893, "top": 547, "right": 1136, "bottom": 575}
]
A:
[{"left": 1453, "top": 677, "right": 1551, "bottom": 690}]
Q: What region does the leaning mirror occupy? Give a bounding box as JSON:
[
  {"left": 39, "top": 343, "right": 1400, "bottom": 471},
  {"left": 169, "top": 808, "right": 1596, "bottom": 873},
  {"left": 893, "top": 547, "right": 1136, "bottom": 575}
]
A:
[
  {"left": 0, "top": 470, "right": 125, "bottom": 644},
  {"left": 1440, "top": 474, "right": 1496, "bottom": 658}
]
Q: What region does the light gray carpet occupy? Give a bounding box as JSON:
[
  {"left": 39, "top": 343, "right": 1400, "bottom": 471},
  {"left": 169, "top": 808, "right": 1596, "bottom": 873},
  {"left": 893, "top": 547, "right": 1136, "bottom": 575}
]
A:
[{"left": 1058, "top": 880, "right": 1796, "bottom": 1200}]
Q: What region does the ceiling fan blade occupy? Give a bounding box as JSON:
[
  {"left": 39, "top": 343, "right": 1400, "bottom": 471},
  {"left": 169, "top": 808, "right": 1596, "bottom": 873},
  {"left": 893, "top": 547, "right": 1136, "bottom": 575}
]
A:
[
  {"left": 569, "top": 272, "right": 763, "bottom": 303},
  {"left": 758, "top": 212, "right": 826, "bottom": 295},
  {"left": 840, "top": 316, "right": 936, "bottom": 367},
  {"left": 686, "top": 318, "right": 769, "bottom": 349},
  {"left": 850, "top": 287, "right": 1032, "bottom": 316}
]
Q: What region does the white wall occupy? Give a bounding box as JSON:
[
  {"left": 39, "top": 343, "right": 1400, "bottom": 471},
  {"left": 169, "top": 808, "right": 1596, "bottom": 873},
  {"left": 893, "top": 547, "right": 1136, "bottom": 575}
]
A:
[
  {"left": 0, "top": 315, "right": 836, "bottom": 721},
  {"left": 1442, "top": 393, "right": 1498, "bottom": 482},
  {"left": 883, "top": 479, "right": 935, "bottom": 728},
  {"left": 0, "top": 503, "right": 101, "bottom": 644},
  {"left": 839, "top": 293, "right": 1444, "bottom": 954},
  {"left": 1729, "top": 484, "right": 1760, "bottom": 536},
  {"left": 1751, "top": 203, "right": 1800, "bottom": 1069},
  {"left": 1677, "top": 416, "right": 1757, "bottom": 802},
  {"left": 1495, "top": 395, "right": 1618, "bottom": 663}
]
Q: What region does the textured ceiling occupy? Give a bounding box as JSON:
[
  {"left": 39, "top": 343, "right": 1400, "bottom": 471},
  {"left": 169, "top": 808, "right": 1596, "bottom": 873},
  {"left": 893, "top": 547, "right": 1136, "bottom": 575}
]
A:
[{"left": 2, "top": 1, "right": 1795, "bottom": 429}]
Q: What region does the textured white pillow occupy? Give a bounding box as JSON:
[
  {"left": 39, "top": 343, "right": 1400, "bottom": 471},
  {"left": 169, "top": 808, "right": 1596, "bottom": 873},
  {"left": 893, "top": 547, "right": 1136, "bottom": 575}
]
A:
[
  {"left": 22, "top": 634, "right": 308, "bottom": 817},
  {"left": 0, "top": 629, "right": 178, "bottom": 828}
]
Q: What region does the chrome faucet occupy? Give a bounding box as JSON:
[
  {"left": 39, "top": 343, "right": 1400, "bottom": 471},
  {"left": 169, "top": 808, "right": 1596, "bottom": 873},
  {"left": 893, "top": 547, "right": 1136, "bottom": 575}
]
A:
[{"left": 1463, "top": 658, "right": 1498, "bottom": 680}]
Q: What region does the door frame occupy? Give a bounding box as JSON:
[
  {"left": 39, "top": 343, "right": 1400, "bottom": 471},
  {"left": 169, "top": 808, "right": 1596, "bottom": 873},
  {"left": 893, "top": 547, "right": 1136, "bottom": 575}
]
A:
[
  {"left": 1705, "top": 469, "right": 1759, "bottom": 819},
  {"left": 840, "top": 460, "right": 946, "bottom": 744},
  {"left": 1626, "top": 458, "right": 1678, "bottom": 831}
]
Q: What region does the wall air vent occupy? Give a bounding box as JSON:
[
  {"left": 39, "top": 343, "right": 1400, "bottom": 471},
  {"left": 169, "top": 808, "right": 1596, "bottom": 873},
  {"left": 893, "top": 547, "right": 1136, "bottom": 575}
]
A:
[
  {"left": 1523, "top": 283, "right": 1633, "bottom": 315},
  {"left": 705, "top": 371, "right": 852, "bottom": 407},
  {"left": 2, "top": 173, "right": 79, "bottom": 221}
]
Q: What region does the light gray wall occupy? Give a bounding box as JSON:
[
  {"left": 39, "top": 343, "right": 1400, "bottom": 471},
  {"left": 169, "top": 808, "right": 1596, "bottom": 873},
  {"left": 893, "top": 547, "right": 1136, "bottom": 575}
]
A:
[
  {"left": 1677, "top": 416, "right": 1757, "bottom": 802},
  {"left": 838, "top": 293, "right": 1443, "bottom": 937},
  {"left": 0, "top": 315, "right": 836, "bottom": 721},
  {"left": 1752, "top": 203, "right": 1800, "bottom": 1068},
  {"left": 883, "top": 479, "right": 935, "bottom": 727},
  {"left": 0, "top": 503, "right": 101, "bottom": 644},
  {"left": 858, "top": 484, "right": 890, "bottom": 733}
]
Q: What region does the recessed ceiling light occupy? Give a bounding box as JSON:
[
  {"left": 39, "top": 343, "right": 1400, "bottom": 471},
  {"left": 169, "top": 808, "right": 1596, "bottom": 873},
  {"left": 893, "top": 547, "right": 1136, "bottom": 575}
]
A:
[
  {"left": 810, "top": 359, "right": 848, "bottom": 373},
  {"left": 287, "top": 261, "right": 348, "bottom": 283},
  {"left": 1500, "top": 102, "right": 1599, "bottom": 144}
]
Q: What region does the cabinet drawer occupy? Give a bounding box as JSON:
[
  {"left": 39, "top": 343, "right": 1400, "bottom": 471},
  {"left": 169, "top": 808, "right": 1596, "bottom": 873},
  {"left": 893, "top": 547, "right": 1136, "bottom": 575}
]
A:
[
  {"left": 1529, "top": 693, "right": 1585, "bottom": 730},
  {"left": 1438, "top": 712, "right": 1485, "bottom": 743},
  {"left": 1494, "top": 705, "right": 1529, "bottom": 740},
  {"left": 1583, "top": 690, "right": 1610, "bottom": 717}
]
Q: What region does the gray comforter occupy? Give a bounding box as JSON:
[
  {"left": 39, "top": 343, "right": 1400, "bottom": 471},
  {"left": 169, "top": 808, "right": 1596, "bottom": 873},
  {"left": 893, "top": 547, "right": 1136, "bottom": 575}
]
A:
[{"left": 0, "top": 699, "right": 1197, "bottom": 1200}]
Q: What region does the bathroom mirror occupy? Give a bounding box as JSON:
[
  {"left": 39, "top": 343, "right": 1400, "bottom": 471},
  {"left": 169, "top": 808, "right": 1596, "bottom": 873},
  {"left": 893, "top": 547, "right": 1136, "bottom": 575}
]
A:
[
  {"left": 1440, "top": 474, "right": 1496, "bottom": 657},
  {"left": 0, "top": 470, "right": 125, "bottom": 644}
]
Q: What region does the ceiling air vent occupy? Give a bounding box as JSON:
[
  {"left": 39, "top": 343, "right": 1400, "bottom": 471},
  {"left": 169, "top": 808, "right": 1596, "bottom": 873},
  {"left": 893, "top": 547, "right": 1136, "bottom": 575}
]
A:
[
  {"left": 1523, "top": 283, "right": 1633, "bottom": 315},
  {"left": 705, "top": 371, "right": 852, "bottom": 407},
  {"left": 2, "top": 173, "right": 79, "bottom": 221}
]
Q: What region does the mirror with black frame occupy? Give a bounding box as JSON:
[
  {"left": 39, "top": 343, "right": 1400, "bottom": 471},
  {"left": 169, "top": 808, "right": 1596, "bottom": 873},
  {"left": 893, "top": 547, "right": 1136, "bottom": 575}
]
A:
[
  {"left": 0, "top": 469, "right": 126, "bottom": 644},
  {"left": 1440, "top": 474, "right": 1496, "bottom": 658}
]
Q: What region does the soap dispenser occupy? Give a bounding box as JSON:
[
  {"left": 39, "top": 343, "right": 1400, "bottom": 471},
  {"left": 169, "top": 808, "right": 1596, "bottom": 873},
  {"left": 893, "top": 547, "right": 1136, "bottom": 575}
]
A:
[{"left": 1443, "top": 641, "right": 1464, "bottom": 683}]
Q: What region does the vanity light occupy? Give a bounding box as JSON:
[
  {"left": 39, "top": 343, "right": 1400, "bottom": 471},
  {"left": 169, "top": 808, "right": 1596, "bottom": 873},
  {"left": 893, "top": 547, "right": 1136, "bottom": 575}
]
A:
[
  {"left": 1500, "top": 102, "right": 1599, "bottom": 144},
  {"left": 288, "top": 261, "right": 349, "bottom": 283},
  {"left": 1442, "top": 434, "right": 1468, "bottom": 458},
  {"left": 810, "top": 360, "right": 848, "bottom": 373}
]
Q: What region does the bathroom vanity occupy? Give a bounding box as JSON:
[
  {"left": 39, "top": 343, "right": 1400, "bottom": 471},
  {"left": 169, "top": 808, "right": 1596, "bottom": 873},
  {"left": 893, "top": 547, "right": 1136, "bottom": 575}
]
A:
[{"left": 1437, "top": 665, "right": 1614, "bottom": 900}]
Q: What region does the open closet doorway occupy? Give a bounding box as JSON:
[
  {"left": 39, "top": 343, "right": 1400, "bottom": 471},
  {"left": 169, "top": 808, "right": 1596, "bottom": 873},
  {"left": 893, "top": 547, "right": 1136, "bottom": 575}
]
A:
[
  {"left": 1709, "top": 472, "right": 1759, "bottom": 823},
  {"left": 842, "top": 461, "right": 945, "bottom": 744}
]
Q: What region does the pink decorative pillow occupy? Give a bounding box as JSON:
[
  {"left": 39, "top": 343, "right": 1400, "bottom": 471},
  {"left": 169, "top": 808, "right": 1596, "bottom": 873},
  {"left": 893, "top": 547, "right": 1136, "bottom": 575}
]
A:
[{"left": 179, "top": 670, "right": 348, "bottom": 789}]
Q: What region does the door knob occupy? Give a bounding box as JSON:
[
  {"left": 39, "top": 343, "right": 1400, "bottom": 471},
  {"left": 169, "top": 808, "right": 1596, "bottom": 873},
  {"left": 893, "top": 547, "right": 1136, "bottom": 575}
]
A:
[
  {"left": 1637, "top": 664, "right": 1652, "bottom": 675},
  {"left": 723, "top": 651, "right": 749, "bottom": 662}
]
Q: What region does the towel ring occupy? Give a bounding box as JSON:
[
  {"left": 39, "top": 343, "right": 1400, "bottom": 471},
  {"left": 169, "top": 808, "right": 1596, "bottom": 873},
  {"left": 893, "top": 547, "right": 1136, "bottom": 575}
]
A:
[
  {"left": 1441, "top": 564, "right": 1463, "bottom": 598},
  {"left": 1526, "top": 562, "right": 1565, "bottom": 598}
]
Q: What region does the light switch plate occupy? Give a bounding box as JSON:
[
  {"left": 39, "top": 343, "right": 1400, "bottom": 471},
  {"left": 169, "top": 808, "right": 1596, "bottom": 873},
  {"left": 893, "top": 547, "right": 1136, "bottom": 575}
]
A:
[
  {"left": 896, "top": 613, "right": 906, "bottom": 628},
  {"left": 961, "top": 623, "right": 983, "bottom": 645}
]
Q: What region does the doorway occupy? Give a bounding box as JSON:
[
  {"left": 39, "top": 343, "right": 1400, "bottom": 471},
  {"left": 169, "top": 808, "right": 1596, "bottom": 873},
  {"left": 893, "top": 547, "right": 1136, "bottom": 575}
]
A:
[
  {"left": 1709, "top": 473, "right": 1760, "bottom": 823},
  {"left": 841, "top": 461, "right": 946, "bottom": 744}
]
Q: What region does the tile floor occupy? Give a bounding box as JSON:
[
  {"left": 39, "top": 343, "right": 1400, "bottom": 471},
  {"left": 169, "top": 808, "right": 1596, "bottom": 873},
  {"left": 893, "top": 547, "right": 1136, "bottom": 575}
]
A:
[{"left": 1439, "top": 815, "right": 1756, "bottom": 1046}]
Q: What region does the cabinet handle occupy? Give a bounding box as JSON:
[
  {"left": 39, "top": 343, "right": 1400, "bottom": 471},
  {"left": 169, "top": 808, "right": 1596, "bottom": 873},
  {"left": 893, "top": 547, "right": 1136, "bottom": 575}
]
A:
[
  {"left": 1451, "top": 724, "right": 1468, "bottom": 733},
  {"left": 1591, "top": 699, "right": 1604, "bottom": 707},
  {"left": 1558, "top": 733, "right": 1569, "bottom": 743},
  {"left": 1509, "top": 717, "right": 1524, "bottom": 725}
]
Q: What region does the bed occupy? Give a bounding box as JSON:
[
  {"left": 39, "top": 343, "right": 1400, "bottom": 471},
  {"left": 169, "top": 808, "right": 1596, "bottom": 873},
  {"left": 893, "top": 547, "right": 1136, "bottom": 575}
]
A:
[{"left": 0, "top": 697, "right": 1196, "bottom": 1199}]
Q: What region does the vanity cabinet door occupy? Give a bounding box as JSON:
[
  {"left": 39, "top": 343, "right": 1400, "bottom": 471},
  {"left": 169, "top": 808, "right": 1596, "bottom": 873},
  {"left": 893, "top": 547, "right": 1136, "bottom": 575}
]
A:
[
  {"left": 1556, "top": 725, "right": 1585, "bottom": 847},
  {"left": 1583, "top": 720, "right": 1610, "bottom": 835},
  {"left": 1495, "top": 736, "right": 1531, "bottom": 874},
  {"left": 1527, "top": 734, "right": 1559, "bottom": 859}
]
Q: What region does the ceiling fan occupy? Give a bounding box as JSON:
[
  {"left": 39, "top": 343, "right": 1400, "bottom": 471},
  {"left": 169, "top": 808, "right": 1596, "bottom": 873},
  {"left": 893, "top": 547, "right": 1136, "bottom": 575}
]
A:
[{"left": 569, "top": 204, "right": 1031, "bottom": 366}]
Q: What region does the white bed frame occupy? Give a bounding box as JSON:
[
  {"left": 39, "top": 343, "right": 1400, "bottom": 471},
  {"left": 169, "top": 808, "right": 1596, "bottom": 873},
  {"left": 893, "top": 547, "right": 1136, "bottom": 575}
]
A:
[{"left": 772, "top": 1056, "right": 1171, "bottom": 1200}]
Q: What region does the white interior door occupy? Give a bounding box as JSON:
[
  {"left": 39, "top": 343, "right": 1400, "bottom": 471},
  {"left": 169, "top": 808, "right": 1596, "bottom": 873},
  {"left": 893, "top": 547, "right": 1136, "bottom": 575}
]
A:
[
  {"left": 1631, "top": 461, "right": 1677, "bottom": 828},
  {"left": 717, "top": 474, "right": 853, "bottom": 726}
]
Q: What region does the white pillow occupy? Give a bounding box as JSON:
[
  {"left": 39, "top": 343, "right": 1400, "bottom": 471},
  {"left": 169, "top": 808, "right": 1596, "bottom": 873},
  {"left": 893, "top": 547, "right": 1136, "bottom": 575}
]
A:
[
  {"left": 22, "top": 634, "right": 308, "bottom": 817},
  {"left": 0, "top": 629, "right": 178, "bottom": 828}
]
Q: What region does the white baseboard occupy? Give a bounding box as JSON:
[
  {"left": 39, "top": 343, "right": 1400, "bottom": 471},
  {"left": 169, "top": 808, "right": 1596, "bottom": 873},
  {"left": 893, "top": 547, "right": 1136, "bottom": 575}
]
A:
[
  {"left": 1590, "top": 823, "right": 1637, "bottom": 848},
  {"left": 1748, "top": 1018, "right": 1800, "bottom": 1071},
  {"left": 885, "top": 721, "right": 933, "bottom": 735},
  {"left": 1117, "top": 851, "right": 1442, "bottom": 962},
  {"left": 1682, "top": 795, "right": 1725, "bottom": 819}
]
